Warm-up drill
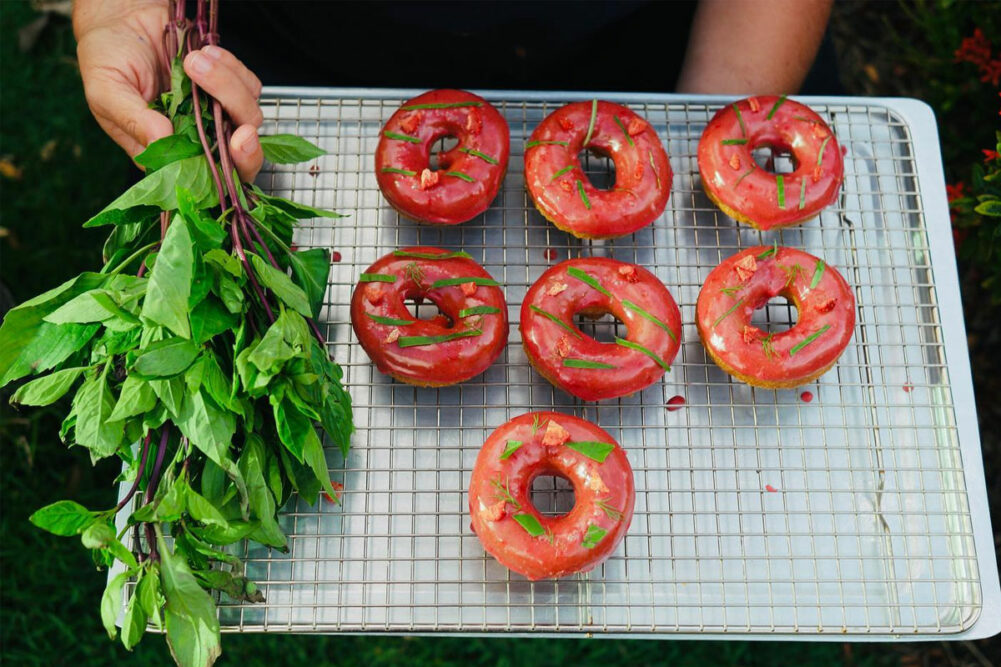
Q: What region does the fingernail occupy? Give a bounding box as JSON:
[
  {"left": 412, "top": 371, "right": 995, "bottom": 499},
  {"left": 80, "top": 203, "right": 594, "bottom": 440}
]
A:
[
  {"left": 188, "top": 52, "right": 211, "bottom": 75},
  {"left": 202, "top": 45, "right": 224, "bottom": 61},
  {"left": 238, "top": 131, "right": 259, "bottom": 156}
]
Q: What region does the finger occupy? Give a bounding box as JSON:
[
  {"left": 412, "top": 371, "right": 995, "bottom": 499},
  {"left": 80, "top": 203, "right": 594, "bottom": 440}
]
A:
[
  {"left": 184, "top": 50, "right": 264, "bottom": 128},
  {"left": 85, "top": 75, "right": 174, "bottom": 156},
  {"left": 200, "top": 45, "right": 263, "bottom": 99},
  {"left": 230, "top": 124, "right": 264, "bottom": 183}
]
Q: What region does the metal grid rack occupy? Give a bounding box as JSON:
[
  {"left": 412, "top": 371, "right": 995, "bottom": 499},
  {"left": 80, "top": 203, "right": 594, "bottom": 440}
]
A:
[{"left": 138, "top": 90, "right": 1001, "bottom": 639}]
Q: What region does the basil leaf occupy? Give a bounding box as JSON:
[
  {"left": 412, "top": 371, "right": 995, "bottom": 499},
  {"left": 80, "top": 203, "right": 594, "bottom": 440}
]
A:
[
  {"left": 71, "top": 367, "right": 125, "bottom": 462},
  {"left": 138, "top": 563, "right": 164, "bottom": 630},
  {"left": 273, "top": 396, "right": 311, "bottom": 461},
  {"left": 121, "top": 575, "right": 149, "bottom": 650},
  {"left": 582, "top": 524, "right": 608, "bottom": 549},
  {"left": 289, "top": 248, "right": 330, "bottom": 319},
  {"left": 101, "top": 571, "right": 130, "bottom": 641},
  {"left": 191, "top": 520, "right": 258, "bottom": 546},
  {"left": 157, "top": 534, "right": 222, "bottom": 667},
  {"left": 151, "top": 377, "right": 185, "bottom": 418},
  {"left": 175, "top": 391, "right": 236, "bottom": 465},
  {"left": 513, "top": 513, "right": 546, "bottom": 538},
  {"left": 194, "top": 569, "right": 265, "bottom": 604},
  {"left": 240, "top": 434, "right": 286, "bottom": 549},
  {"left": 108, "top": 375, "right": 157, "bottom": 421},
  {"left": 249, "top": 253, "right": 312, "bottom": 317},
  {"left": 302, "top": 421, "right": 337, "bottom": 501},
  {"left": 186, "top": 487, "right": 230, "bottom": 528},
  {"left": 190, "top": 298, "right": 240, "bottom": 345},
  {"left": 565, "top": 440, "right": 615, "bottom": 463},
  {"left": 166, "top": 56, "right": 190, "bottom": 119},
  {"left": 500, "top": 440, "right": 523, "bottom": 460},
  {"left": 259, "top": 134, "right": 326, "bottom": 163},
  {"left": 81, "top": 520, "right": 139, "bottom": 571},
  {"left": 134, "top": 337, "right": 201, "bottom": 378},
  {"left": 177, "top": 186, "right": 227, "bottom": 249},
  {"left": 141, "top": 214, "right": 193, "bottom": 338},
  {"left": 134, "top": 134, "right": 202, "bottom": 171},
  {"left": 10, "top": 366, "right": 86, "bottom": 406},
  {"left": 259, "top": 193, "right": 344, "bottom": 220},
  {"left": 28, "top": 500, "right": 96, "bottom": 536}
]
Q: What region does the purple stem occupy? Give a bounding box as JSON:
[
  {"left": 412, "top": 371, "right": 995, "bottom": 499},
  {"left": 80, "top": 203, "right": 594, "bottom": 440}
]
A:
[
  {"left": 231, "top": 214, "right": 275, "bottom": 322},
  {"left": 188, "top": 36, "right": 225, "bottom": 208},
  {"left": 143, "top": 427, "right": 171, "bottom": 562},
  {"left": 115, "top": 433, "right": 152, "bottom": 513}
]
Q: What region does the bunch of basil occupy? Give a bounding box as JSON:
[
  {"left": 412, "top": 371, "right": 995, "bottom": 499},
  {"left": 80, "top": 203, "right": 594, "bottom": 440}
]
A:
[{"left": 0, "top": 5, "right": 353, "bottom": 664}]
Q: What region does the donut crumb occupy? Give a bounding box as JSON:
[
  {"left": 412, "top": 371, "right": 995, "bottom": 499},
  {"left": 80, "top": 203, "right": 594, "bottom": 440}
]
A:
[
  {"left": 729, "top": 153, "right": 741, "bottom": 170},
  {"left": 546, "top": 282, "right": 568, "bottom": 296},
  {"left": 542, "top": 420, "right": 571, "bottom": 447},
  {"left": 734, "top": 255, "right": 758, "bottom": 281},
  {"left": 366, "top": 287, "right": 384, "bottom": 305},
  {"left": 627, "top": 117, "right": 645, "bottom": 136},
  {"left": 419, "top": 168, "right": 439, "bottom": 190},
  {"left": 384, "top": 329, "right": 400, "bottom": 344},
  {"left": 400, "top": 112, "right": 420, "bottom": 133},
  {"left": 460, "top": 282, "right": 477, "bottom": 296},
  {"left": 556, "top": 336, "right": 572, "bottom": 358},
  {"left": 748, "top": 97, "right": 761, "bottom": 112},
  {"left": 481, "top": 499, "right": 507, "bottom": 522},
  {"left": 617, "top": 265, "right": 639, "bottom": 282}
]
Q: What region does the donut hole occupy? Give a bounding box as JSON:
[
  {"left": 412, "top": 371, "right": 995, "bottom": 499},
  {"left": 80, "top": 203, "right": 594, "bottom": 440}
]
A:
[
  {"left": 749, "top": 295, "right": 799, "bottom": 333},
  {"left": 574, "top": 311, "right": 626, "bottom": 344},
  {"left": 578, "top": 148, "right": 617, "bottom": 191},
  {"left": 530, "top": 473, "right": 576, "bottom": 517},
  {"left": 428, "top": 135, "right": 460, "bottom": 171},
  {"left": 751, "top": 144, "right": 799, "bottom": 174},
  {"left": 403, "top": 297, "right": 454, "bottom": 328}
]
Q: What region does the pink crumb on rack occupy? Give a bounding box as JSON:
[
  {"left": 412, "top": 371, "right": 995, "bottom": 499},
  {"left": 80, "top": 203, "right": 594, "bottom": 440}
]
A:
[
  {"left": 800, "top": 391, "right": 814, "bottom": 403},
  {"left": 765, "top": 484, "right": 778, "bottom": 493},
  {"left": 544, "top": 248, "right": 559, "bottom": 261},
  {"left": 666, "top": 395, "right": 686, "bottom": 411},
  {"left": 331, "top": 250, "right": 342, "bottom": 262},
  {"left": 322, "top": 481, "right": 344, "bottom": 504},
  {"left": 309, "top": 164, "right": 320, "bottom": 177},
  {"left": 903, "top": 383, "right": 913, "bottom": 393}
]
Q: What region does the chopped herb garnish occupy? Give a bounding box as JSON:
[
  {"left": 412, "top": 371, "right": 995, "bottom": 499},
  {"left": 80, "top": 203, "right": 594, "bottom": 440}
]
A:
[
  {"left": 649, "top": 149, "right": 660, "bottom": 189},
  {"left": 595, "top": 498, "right": 624, "bottom": 521},
  {"left": 766, "top": 95, "right": 788, "bottom": 120},
  {"left": 380, "top": 167, "right": 417, "bottom": 176},
  {"left": 531, "top": 414, "right": 549, "bottom": 435},
  {"left": 761, "top": 332, "right": 775, "bottom": 359},
  {"left": 722, "top": 138, "right": 749, "bottom": 145},
  {"left": 776, "top": 174, "right": 786, "bottom": 208},
  {"left": 720, "top": 286, "right": 742, "bottom": 298},
  {"left": 393, "top": 250, "right": 472, "bottom": 260},
  {"left": 799, "top": 178, "right": 807, "bottom": 210},
  {"left": 566, "top": 266, "right": 610, "bottom": 297},
  {"left": 622, "top": 299, "right": 677, "bottom": 341},
  {"left": 576, "top": 180, "right": 591, "bottom": 210},
  {"left": 732, "top": 102, "right": 748, "bottom": 136},
  {"left": 526, "top": 140, "right": 570, "bottom": 148},
  {"left": 581, "top": 524, "right": 608, "bottom": 549},
  {"left": 489, "top": 476, "right": 521, "bottom": 509},
  {"left": 612, "top": 115, "right": 635, "bottom": 147},
  {"left": 446, "top": 170, "right": 475, "bottom": 183},
  {"left": 809, "top": 259, "right": 826, "bottom": 289},
  {"left": 757, "top": 242, "right": 779, "bottom": 259},
  {"left": 793, "top": 115, "right": 816, "bottom": 123},
  {"left": 365, "top": 313, "right": 413, "bottom": 326},
  {"left": 401, "top": 101, "right": 483, "bottom": 110},
  {"left": 430, "top": 276, "right": 500, "bottom": 289},
  {"left": 735, "top": 164, "right": 756, "bottom": 187},
  {"left": 789, "top": 324, "right": 832, "bottom": 356},
  {"left": 817, "top": 136, "right": 832, "bottom": 166},
  {"left": 780, "top": 262, "right": 804, "bottom": 286},
  {"left": 550, "top": 165, "right": 575, "bottom": 182},
  {"left": 529, "top": 305, "right": 582, "bottom": 339},
  {"left": 615, "top": 337, "right": 671, "bottom": 371},
  {"left": 404, "top": 261, "right": 425, "bottom": 286},
  {"left": 500, "top": 440, "right": 524, "bottom": 460},
  {"left": 397, "top": 329, "right": 483, "bottom": 348},
  {"left": 565, "top": 440, "right": 615, "bottom": 463},
  {"left": 458, "top": 147, "right": 498, "bottom": 164},
  {"left": 712, "top": 298, "right": 745, "bottom": 328},
  {"left": 513, "top": 513, "right": 547, "bottom": 538},
  {"left": 458, "top": 305, "right": 501, "bottom": 318},
  {"left": 359, "top": 273, "right": 396, "bottom": 283},
  {"left": 563, "top": 358, "right": 617, "bottom": 369},
  {"left": 384, "top": 131, "right": 421, "bottom": 144},
  {"left": 582, "top": 98, "right": 598, "bottom": 146}
]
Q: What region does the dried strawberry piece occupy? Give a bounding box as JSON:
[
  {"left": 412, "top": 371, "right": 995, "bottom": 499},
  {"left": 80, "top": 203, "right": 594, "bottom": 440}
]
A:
[
  {"left": 481, "top": 499, "right": 507, "bottom": 522},
  {"left": 560, "top": 180, "right": 573, "bottom": 192},
  {"left": 419, "top": 168, "right": 439, "bottom": 190},
  {"left": 748, "top": 97, "right": 761, "bottom": 112},
  {"left": 584, "top": 470, "right": 609, "bottom": 495},
  {"left": 466, "top": 109, "right": 482, "bottom": 134},
  {"left": 460, "top": 282, "right": 477, "bottom": 296},
  {"left": 558, "top": 117, "right": 575, "bottom": 132},
  {"left": 729, "top": 153, "right": 741, "bottom": 170},
  {"left": 734, "top": 255, "right": 758, "bottom": 281},
  {"left": 556, "top": 336, "right": 572, "bottom": 358},
  {"left": 816, "top": 297, "right": 837, "bottom": 313},
  {"left": 400, "top": 113, "right": 420, "bottom": 134},
  {"left": 384, "top": 329, "right": 400, "bottom": 344},
  {"left": 811, "top": 123, "right": 829, "bottom": 140},
  {"left": 627, "top": 117, "right": 645, "bottom": 136},
  {"left": 542, "top": 420, "right": 571, "bottom": 447},
  {"left": 618, "top": 265, "right": 638, "bottom": 282},
  {"left": 546, "top": 282, "right": 568, "bottom": 297},
  {"left": 633, "top": 162, "right": 644, "bottom": 180},
  {"left": 812, "top": 165, "right": 822, "bottom": 183},
  {"left": 366, "top": 287, "right": 384, "bottom": 305},
  {"left": 742, "top": 325, "right": 761, "bottom": 344}
]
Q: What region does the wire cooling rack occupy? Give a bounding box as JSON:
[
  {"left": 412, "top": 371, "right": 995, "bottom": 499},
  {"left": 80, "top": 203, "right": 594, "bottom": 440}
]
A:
[{"left": 120, "top": 89, "right": 1000, "bottom": 640}]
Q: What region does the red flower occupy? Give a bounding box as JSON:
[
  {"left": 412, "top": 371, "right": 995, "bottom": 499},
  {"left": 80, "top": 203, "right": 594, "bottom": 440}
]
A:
[
  {"left": 955, "top": 28, "right": 992, "bottom": 67},
  {"left": 946, "top": 182, "right": 969, "bottom": 202},
  {"left": 984, "top": 149, "right": 1001, "bottom": 163},
  {"left": 982, "top": 59, "right": 1001, "bottom": 87}
]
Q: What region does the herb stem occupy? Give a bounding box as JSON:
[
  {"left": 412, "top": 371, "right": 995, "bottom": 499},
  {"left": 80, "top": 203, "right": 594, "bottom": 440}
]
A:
[
  {"left": 105, "top": 241, "right": 160, "bottom": 277},
  {"left": 115, "top": 432, "right": 152, "bottom": 513}
]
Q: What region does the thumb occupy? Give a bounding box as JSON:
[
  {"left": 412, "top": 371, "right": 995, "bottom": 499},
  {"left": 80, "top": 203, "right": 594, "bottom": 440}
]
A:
[
  {"left": 84, "top": 75, "right": 174, "bottom": 157},
  {"left": 230, "top": 124, "right": 264, "bottom": 183}
]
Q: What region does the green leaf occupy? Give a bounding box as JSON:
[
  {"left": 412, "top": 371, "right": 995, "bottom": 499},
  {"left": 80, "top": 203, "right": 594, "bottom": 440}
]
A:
[
  {"left": 45, "top": 289, "right": 135, "bottom": 325},
  {"left": 190, "top": 298, "right": 240, "bottom": 345},
  {"left": 133, "top": 337, "right": 201, "bottom": 378},
  {"left": 975, "top": 199, "right": 1001, "bottom": 217},
  {"left": 81, "top": 521, "right": 138, "bottom": 570},
  {"left": 175, "top": 391, "right": 236, "bottom": 466},
  {"left": 151, "top": 377, "right": 185, "bottom": 418},
  {"left": 28, "top": 500, "right": 96, "bottom": 536},
  {"left": 581, "top": 524, "right": 608, "bottom": 549},
  {"left": 142, "top": 214, "right": 193, "bottom": 338},
  {"left": 101, "top": 571, "right": 130, "bottom": 641},
  {"left": 254, "top": 190, "right": 345, "bottom": 219},
  {"left": 167, "top": 56, "right": 190, "bottom": 119},
  {"left": 194, "top": 570, "right": 265, "bottom": 603},
  {"left": 273, "top": 397, "right": 311, "bottom": 461},
  {"left": 158, "top": 532, "right": 222, "bottom": 667},
  {"left": 10, "top": 366, "right": 86, "bottom": 406},
  {"left": 191, "top": 520, "right": 258, "bottom": 546},
  {"left": 186, "top": 487, "right": 230, "bottom": 528},
  {"left": 500, "top": 440, "right": 523, "bottom": 460},
  {"left": 177, "top": 187, "right": 227, "bottom": 249},
  {"left": 289, "top": 248, "right": 330, "bottom": 319},
  {"left": 135, "top": 134, "right": 202, "bottom": 171},
  {"left": 240, "top": 435, "right": 286, "bottom": 549},
  {"left": 565, "top": 440, "right": 615, "bottom": 463},
  {"left": 84, "top": 156, "right": 218, "bottom": 227},
  {"left": 562, "top": 358, "right": 616, "bottom": 369},
  {"left": 259, "top": 134, "right": 326, "bottom": 163},
  {"left": 302, "top": 422, "right": 337, "bottom": 501},
  {"left": 249, "top": 253, "right": 312, "bottom": 317},
  {"left": 138, "top": 563, "right": 164, "bottom": 630},
  {"left": 121, "top": 574, "right": 149, "bottom": 650},
  {"left": 248, "top": 318, "right": 298, "bottom": 374},
  {"left": 512, "top": 513, "right": 546, "bottom": 537},
  {"left": 72, "top": 367, "right": 125, "bottom": 462}
]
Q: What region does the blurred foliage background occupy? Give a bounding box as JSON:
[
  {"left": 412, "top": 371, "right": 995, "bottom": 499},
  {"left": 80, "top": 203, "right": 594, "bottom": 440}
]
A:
[{"left": 1, "top": 1, "right": 999, "bottom": 665}]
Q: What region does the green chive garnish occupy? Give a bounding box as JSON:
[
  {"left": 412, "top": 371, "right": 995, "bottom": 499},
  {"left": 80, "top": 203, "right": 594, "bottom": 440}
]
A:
[
  {"left": 595, "top": 498, "right": 624, "bottom": 521},
  {"left": 550, "top": 165, "right": 575, "bottom": 182},
  {"left": 735, "top": 164, "right": 756, "bottom": 187},
  {"left": 526, "top": 140, "right": 569, "bottom": 148},
  {"left": 446, "top": 170, "right": 475, "bottom": 183},
  {"left": 766, "top": 95, "right": 788, "bottom": 120},
  {"left": 458, "top": 305, "right": 502, "bottom": 318},
  {"left": 762, "top": 333, "right": 776, "bottom": 359},
  {"left": 649, "top": 149, "right": 660, "bottom": 189},
  {"left": 529, "top": 305, "right": 582, "bottom": 339},
  {"left": 712, "top": 298, "right": 745, "bottom": 328},
  {"left": 720, "top": 286, "right": 741, "bottom": 297},
  {"left": 581, "top": 524, "right": 608, "bottom": 549},
  {"left": 490, "top": 476, "right": 521, "bottom": 509},
  {"left": 565, "top": 440, "right": 615, "bottom": 463},
  {"left": 401, "top": 101, "right": 483, "bottom": 110},
  {"left": 393, "top": 250, "right": 472, "bottom": 260},
  {"left": 458, "top": 147, "right": 498, "bottom": 164},
  {"left": 576, "top": 180, "right": 591, "bottom": 210},
  {"left": 384, "top": 131, "right": 421, "bottom": 144},
  {"left": 817, "top": 136, "right": 832, "bottom": 166},
  {"left": 776, "top": 174, "right": 786, "bottom": 208},
  {"left": 622, "top": 299, "right": 677, "bottom": 341},
  {"left": 563, "top": 358, "right": 616, "bottom": 369},
  {"left": 799, "top": 178, "right": 807, "bottom": 210},
  {"left": 500, "top": 440, "right": 524, "bottom": 460},
  {"left": 359, "top": 273, "right": 396, "bottom": 283},
  {"left": 757, "top": 242, "right": 779, "bottom": 259},
  {"left": 615, "top": 337, "right": 671, "bottom": 371},
  {"left": 430, "top": 276, "right": 500, "bottom": 289},
  {"left": 612, "top": 115, "right": 635, "bottom": 147},
  {"left": 582, "top": 99, "right": 598, "bottom": 146},
  {"left": 513, "top": 513, "right": 546, "bottom": 538},
  {"left": 722, "top": 138, "right": 749, "bottom": 145},
  {"left": 397, "top": 329, "right": 483, "bottom": 348},
  {"left": 793, "top": 115, "right": 815, "bottom": 123},
  {"left": 809, "top": 259, "right": 826, "bottom": 289},
  {"left": 365, "top": 313, "right": 413, "bottom": 326},
  {"left": 566, "top": 267, "right": 610, "bottom": 297},
  {"left": 380, "top": 167, "right": 417, "bottom": 176},
  {"left": 733, "top": 103, "right": 747, "bottom": 137},
  {"left": 789, "top": 324, "right": 832, "bottom": 356}
]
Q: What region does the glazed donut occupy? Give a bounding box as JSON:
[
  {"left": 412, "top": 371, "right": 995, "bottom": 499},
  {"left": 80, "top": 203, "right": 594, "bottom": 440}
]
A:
[
  {"left": 696, "top": 245, "right": 855, "bottom": 388},
  {"left": 469, "top": 411, "right": 635, "bottom": 580},
  {"left": 698, "top": 95, "right": 844, "bottom": 230},
  {"left": 524, "top": 100, "right": 672, "bottom": 239},
  {"left": 375, "top": 89, "right": 510, "bottom": 225},
  {"left": 350, "top": 247, "right": 508, "bottom": 386},
  {"left": 521, "top": 258, "right": 681, "bottom": 401}
]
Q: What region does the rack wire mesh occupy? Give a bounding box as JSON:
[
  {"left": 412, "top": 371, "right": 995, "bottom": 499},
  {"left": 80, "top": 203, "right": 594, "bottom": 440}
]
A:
[{"left": 133, "top": 90, "right": 996, "bottom": 637}]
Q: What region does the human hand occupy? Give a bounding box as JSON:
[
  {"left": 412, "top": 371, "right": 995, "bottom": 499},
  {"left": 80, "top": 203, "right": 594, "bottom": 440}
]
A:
[{"left": 73, "top": 0, "right": 264, "bottom": 181}]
